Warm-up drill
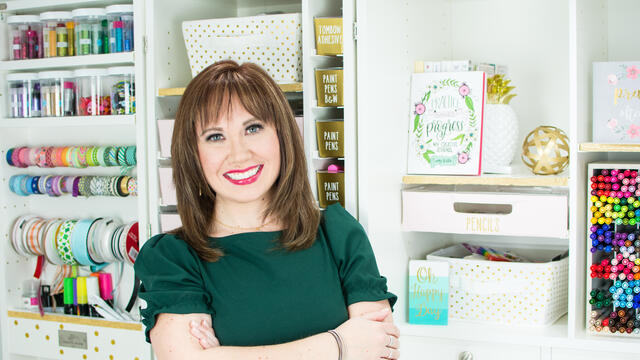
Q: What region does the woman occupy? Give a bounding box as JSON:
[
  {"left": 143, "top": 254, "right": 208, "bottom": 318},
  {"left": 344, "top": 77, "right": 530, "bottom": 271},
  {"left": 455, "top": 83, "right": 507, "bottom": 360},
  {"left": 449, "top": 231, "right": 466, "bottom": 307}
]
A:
[{"left": 134, "top": 60, "right": 400, "bottom": 359}]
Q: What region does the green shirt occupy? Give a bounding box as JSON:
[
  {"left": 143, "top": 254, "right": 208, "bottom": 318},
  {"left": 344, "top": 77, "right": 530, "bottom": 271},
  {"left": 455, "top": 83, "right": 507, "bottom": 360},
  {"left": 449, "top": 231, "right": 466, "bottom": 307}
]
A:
[{"left": 134, "top": 204, "right": 397, "bottom": 346}]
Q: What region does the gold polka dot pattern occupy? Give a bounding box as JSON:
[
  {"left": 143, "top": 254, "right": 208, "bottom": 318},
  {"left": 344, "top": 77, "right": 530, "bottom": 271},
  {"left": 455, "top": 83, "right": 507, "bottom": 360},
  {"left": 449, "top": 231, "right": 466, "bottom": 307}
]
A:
[
  {"left": 182, "top": 14, "right": 302, "bottom": 82},
  {"left": 436, "top": 254, "right": 568, "bottom": 326}
]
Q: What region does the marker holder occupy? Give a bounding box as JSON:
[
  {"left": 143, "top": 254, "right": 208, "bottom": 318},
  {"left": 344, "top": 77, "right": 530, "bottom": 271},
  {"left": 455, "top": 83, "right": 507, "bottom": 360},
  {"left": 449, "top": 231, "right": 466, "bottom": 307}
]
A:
[{"left": 586, "top": 163, "right": 640, "bottom": 338}]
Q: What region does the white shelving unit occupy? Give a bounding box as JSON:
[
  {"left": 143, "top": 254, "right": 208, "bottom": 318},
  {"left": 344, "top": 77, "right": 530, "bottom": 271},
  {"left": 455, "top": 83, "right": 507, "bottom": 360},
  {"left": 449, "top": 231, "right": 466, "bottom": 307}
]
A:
[
  {"left": 0, "top": 0, "right": 150, "bottom": 359},
  {"left": 145, "top": 0, "right": 358, "bottom": 236},
  {"left": 356, "top": 0, "right": 639, "bottom": 358}
]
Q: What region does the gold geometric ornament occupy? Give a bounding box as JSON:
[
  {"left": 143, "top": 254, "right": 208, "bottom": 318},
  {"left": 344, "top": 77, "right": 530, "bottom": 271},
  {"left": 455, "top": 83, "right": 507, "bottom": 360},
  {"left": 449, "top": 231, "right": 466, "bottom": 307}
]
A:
[{"left": 521, "top": 126, "right": 569, "bottom": 175}]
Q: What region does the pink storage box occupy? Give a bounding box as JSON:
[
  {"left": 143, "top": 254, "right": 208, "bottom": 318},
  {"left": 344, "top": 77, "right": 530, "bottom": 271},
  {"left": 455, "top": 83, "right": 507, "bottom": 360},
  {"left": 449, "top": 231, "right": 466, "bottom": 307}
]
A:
[
  {"left": 157, "top": 119, "right": 175, "bottom": 158},
  {"left": 158, "top": 167, "right": 177, "bottom": 206},
  {"left": 402, "top": 186, "right": 568, "bottom": 238}
]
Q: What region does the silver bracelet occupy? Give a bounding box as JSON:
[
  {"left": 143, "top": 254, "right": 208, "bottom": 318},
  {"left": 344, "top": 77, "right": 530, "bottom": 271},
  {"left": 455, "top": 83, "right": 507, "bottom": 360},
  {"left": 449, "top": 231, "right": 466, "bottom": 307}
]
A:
[{"left": 327, "top": 329, "right": 343, "bottom": 360}]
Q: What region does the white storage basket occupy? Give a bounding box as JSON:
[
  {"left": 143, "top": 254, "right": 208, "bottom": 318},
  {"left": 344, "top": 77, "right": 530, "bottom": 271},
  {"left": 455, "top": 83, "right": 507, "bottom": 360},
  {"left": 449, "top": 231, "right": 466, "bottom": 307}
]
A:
[
  {"left": 427, "top": 244, "right": 568, "bottom": 326},
  {"left": 182, "top": 13, "right": 302, "bottom": 82}
]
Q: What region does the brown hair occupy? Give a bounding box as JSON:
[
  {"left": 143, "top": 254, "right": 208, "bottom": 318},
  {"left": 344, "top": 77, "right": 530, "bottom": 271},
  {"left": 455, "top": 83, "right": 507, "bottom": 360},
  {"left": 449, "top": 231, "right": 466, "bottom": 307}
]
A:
[{"left": 170, "top": 60, "right": 320, "bottom": 262}]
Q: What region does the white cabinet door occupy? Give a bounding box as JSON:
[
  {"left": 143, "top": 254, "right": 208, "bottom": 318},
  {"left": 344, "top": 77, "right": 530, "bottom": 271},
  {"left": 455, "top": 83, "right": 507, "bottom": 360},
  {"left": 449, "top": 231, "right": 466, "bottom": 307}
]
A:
[
  {"left": 402, "top": 336, "right": 541, "bottom": 360},
  {"left": 552, "top": 348, "right": 636, "bottom": 360}
]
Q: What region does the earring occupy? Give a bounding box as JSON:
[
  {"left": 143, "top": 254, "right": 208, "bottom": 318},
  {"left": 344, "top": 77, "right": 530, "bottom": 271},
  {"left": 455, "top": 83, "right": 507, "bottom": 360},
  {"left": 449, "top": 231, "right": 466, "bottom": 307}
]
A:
[{"left": 199, "top": 188, "right": 202, "bottom": 196}]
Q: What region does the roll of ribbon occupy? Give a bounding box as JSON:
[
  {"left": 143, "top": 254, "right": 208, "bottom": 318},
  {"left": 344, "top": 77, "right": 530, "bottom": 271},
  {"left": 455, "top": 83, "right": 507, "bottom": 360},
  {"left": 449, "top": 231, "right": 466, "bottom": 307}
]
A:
[
  {"left": 71, "top": 219, "right": 101, "bottom": 267},
  {"left": 57, "top": 220, "right": 78, "bottom": 265}
]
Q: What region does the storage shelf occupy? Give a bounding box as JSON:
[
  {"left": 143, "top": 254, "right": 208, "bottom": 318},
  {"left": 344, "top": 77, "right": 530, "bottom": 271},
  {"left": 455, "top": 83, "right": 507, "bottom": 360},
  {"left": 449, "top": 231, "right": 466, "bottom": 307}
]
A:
[
  {"left": 403, "top": 163, "right": 569, "bottom": 187},
  {"left": 0, "top": 52, "right": 135, "bottom": 71},
  {"left": 398, "top": 315, "right": 568, "bottom": 347},
  {"left": 579, "top": 143, "right": 640, "bottom": 152},
  {"left": 0, "top": 0, "right": 129, "bottom": 12},
  {"left": 7, "top": 310, "right": 142, "bottom": 331},
  {"left": 0, "top": 115, "right": 135, "bottom": 127},
  {"left": 158, "top": 82, "right": 303, "bottom": 96}
]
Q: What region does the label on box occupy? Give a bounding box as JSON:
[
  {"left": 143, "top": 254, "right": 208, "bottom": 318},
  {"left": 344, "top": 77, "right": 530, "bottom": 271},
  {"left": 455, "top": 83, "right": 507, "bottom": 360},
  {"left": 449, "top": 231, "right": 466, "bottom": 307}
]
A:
[
  {"left": 314, "top": 17, "right": 343, "bottom": 55},
  {"left": 58, "top": 330, "right": 88, "bottom": 349},
  {"left": 408, "top": 260, "right": 449, "bottom": 325},
  {"left": 315, "top": 69, "right": 343, "bottom": 107}
]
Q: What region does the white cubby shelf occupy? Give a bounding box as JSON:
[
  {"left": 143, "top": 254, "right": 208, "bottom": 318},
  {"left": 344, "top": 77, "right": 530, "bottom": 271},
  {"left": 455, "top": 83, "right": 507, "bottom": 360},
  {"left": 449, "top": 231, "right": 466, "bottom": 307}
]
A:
[{"left": 0, "top": 53, "right": 135, "bottom": 71}]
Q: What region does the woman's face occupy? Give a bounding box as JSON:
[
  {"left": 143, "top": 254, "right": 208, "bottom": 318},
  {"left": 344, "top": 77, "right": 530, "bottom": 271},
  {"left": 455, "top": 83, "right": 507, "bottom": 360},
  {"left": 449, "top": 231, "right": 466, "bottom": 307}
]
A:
[{"left": 196, "top": 96, "right": 281, "bottom": 205}]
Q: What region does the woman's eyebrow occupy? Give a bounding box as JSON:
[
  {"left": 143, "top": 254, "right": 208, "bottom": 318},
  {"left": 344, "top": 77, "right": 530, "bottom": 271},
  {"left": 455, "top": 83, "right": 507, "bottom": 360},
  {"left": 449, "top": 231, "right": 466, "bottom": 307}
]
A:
[{"left": 200, "top": 118, "right": 260, "bottom": 136}]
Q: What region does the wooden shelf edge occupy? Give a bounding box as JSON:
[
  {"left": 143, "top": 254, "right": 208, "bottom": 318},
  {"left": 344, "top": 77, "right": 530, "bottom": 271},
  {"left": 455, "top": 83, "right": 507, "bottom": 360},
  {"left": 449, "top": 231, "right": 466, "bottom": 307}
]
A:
[
  {"left": 579, "top": 143, "right": 640, "bottom": 152},
  {"left": 402, "top": 175, "right": 569, "bottom": 187},
  {"left": 7, "top": 310, "right": 142, "bottom": 331},
  {"left": 158, "top": 82, "right": 303, "bottom": 97}
]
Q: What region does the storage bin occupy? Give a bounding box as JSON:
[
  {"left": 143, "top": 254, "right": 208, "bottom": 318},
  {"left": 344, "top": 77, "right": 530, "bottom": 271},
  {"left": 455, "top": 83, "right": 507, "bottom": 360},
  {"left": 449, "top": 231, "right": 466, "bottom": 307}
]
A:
[
  {"left": 8, "top": 15, "right": 42, "bottom": 60},
  {"left": 38, "top": 71, "right": 75, "bottom": 117},
  {"left": 316, "top": 120, "right": 343, "bottom": 158},
  {"left": 426, "top": 244, "right": 569, "bottom": 326},
  {"left": 314, "top": 17, "right": 343, "bottom": 56},
  {"left": 317, "top": 170, "right": 344, "bottom": 208},
  {"left": 106, "top": 66, "right": 135, "bottom": 114},
  {"left": 315, "top": 68, "right": 343, "bottom": 107},
  {"left": 182, "top": 13, "right": 302, "bottom": 82},
  {"left": 402, "top": 186, "right": 569, "bottom": 238},
  {"left": 106, "top": 5, "right": 134, "bottom": 53},
  {"left": 39, "top": 12, "right": 73, "bottom": 57},
  {"left": 7, "top": 73, "right": 40, "bottom": 118},
  {"left": 158, "top": 167, "right": 177, "bottom": 206},
  {"left": 74, "top": 68, "right": 109, "bottom": 116},
  {"left": 72, "top": 8, "right": 108, "bottom": 55},
  {"left": 157, "top": 119, "right": 174, "bottom": 158}
]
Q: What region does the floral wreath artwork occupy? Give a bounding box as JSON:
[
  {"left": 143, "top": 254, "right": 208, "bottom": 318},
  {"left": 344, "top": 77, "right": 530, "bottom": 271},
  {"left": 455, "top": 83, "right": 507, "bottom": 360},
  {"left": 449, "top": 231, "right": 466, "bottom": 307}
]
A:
[
  {"left": 411, "top": 78, "right": 479, "bottom": 166},
  {"left": 605, "top": 64, "right": 640, "bottom": 140}
]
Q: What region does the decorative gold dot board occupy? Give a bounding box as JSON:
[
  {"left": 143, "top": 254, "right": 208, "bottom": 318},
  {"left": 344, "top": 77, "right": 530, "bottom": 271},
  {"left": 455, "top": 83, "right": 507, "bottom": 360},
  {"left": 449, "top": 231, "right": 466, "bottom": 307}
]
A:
[
  {"left": 182, "top": 13, "right": 303, "bottom": 82},
  {"left": 6, "top": 310, "right": 148, "bottom": 360},
  {"left": 522, "top": 126, "right": 570, "bottom": 175}
]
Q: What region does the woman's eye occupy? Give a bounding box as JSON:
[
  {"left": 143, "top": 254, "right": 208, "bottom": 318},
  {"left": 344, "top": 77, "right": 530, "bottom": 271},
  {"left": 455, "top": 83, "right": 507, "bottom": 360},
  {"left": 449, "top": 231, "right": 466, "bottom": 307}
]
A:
[
  {"left": 246, "top": 124, "right": 263, "bottom": 134},
  {"left": 206, "top": 133, "right": 224, "bottom": 142}
]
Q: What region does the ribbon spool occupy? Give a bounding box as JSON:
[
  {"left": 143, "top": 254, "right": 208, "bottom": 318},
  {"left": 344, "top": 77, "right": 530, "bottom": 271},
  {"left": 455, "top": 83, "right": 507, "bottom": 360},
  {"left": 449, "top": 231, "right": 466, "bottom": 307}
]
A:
[
  {"left": 9, "top": 175, "right": 137, "bottom": 197},
  {"left": 5, "top": 146, "right": 137, "bottom": 168}
]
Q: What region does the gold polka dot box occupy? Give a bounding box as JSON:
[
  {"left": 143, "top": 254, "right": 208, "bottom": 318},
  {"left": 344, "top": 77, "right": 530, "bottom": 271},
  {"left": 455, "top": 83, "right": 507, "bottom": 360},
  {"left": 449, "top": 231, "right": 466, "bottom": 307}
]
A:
[
  {"left": 182, "top": 13, "right": 302, "bottom": 82},
  {"left": 426, "top": 244, "right": 568, "bottom": 326}
]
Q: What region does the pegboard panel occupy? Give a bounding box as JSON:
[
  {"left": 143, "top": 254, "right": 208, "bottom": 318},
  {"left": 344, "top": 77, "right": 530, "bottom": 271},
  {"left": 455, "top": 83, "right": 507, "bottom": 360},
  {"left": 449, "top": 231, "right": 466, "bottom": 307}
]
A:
[{"left": 6, "top": 311, "right": 150, "bottom": 360}]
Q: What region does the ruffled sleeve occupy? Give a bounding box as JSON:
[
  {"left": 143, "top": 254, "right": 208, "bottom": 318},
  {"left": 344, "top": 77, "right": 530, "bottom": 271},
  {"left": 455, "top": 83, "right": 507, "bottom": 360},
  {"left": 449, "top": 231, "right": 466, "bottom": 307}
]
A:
[
  {"left": 321, "top": 204, "right": 398, "bottom": 310},
  {"left": 134, "top": 233, "right": 213, "bottom": 343}
]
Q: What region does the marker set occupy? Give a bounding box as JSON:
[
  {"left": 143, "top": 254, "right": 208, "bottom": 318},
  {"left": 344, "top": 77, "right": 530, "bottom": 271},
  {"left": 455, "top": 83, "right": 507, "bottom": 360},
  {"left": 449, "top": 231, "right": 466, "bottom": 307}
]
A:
[{"left": 588, "top": 164, "right": 640, "bottom": 337}]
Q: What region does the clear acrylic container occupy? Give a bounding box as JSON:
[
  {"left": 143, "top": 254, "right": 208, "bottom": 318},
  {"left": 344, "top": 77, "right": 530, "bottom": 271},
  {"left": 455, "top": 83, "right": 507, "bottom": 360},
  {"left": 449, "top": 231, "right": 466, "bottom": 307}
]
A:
[
  {"left": 7, "top": 73, "right": 40, "bottom": 118},
  {"left": 38, "top": 71, "right": 76, "bottom": 117},
  {"left": 39, "top": 12, "right": 73, "bottom": 57},
  {"left": 74, "top": 68, "right": 109, "bottom": 116},
  {"left": 8, "top": 15, "right": 43, "bottom": 60},
  {"left": 72, "top": 8, "right": 108, "bottom": 56},
  {"left": 106, "top": 5, "right": 134, "bottom": 53},
  {"left": 106, "top": 66, "right": 135, "bottom": 115}
]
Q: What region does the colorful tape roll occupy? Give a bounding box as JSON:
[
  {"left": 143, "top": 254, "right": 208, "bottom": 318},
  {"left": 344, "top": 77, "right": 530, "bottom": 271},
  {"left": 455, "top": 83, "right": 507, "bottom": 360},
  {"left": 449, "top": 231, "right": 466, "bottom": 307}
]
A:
[
  {"left": 9, "top": 175, "right": 137, "bottom": 197},
  {"left": 5, "top": 146, "right": 137, "bottom": 168}
]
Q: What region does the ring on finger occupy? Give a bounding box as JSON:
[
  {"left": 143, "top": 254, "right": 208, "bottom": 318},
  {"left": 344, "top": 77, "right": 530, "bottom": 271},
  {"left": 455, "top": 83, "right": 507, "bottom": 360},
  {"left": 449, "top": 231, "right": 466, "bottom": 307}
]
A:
[
  {"left": 387, "top": 348, "right": 393, "bottom": 359},
  {"left": 387, "top": 335, "right": 394, "bottom": 347}
]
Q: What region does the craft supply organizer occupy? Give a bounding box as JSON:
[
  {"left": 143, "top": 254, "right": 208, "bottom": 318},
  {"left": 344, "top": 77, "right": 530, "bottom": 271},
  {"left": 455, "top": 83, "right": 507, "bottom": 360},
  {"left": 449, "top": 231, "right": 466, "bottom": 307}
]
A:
[
  {"left": 0, "top": 0, "right": 148, "bottom": 359},
  {"left": 586, "top": 163, "right": 640, "bottom": 337},
  {"left": 1, "top": 0, "right": 639, "bottom": 359}
]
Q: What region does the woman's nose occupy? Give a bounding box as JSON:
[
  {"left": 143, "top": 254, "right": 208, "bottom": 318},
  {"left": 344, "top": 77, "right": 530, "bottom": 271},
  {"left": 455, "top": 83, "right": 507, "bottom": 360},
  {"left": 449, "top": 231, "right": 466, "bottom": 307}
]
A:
[{"left": 228, "top": 135, "right": 251, "bottom": 163}]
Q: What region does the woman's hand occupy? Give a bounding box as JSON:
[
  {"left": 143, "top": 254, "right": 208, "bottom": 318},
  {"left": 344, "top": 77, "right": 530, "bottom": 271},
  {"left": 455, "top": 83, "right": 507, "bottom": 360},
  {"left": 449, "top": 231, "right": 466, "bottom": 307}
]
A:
[
  {"left": 189, "top": 318, "right": 220, "bottom": 349},
  {"left": 335, "top": 308, "right": 400, "bottom": 359}
]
